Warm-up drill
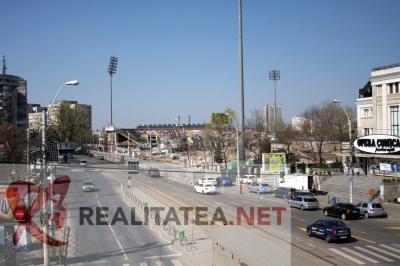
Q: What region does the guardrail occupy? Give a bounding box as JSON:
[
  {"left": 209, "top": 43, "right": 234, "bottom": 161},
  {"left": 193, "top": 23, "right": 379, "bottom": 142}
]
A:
[
  {"left": 59, "top": 223, "right": 70, "bottom": 266},
  {"left": 121, "top": 185, "right": 192, "bottom": 252}
]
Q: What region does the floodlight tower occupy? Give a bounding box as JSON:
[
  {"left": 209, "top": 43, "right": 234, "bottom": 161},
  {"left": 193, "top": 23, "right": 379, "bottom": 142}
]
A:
[
  {"left": 269, "top": 70, "right": 280, "bottom": 141},
  {"left": 108, "top": 56, "right": 118, "bottom": 126}
]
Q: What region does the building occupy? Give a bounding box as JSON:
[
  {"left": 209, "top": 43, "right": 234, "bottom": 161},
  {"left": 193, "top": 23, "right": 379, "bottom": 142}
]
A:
[
  {"left": 48, "top": 100, "right": 92, "bottom": 131},
  {"left": 292, "top": 117, "right": 306, "bottom": 131},
  {"left": 28, "top": 104, "right": 47, "bottom": 129},
  {"left": 262, "top": 104, "right": 282, "bottom": 132},
  {"left": 0, "top": 55, "right": 28, "bottom": 128},
  {"left": 355, "top": 62, "right": 400, "bottom": 173}
]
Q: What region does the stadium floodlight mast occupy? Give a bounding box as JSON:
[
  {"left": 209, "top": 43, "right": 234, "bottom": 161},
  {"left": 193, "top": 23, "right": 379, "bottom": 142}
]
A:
[
  {"left": 333, "top": 99, "right": 353, "bottom": 203},
  {"left": 269, "top": 70, "right": 280, "bottom": 142},
  {"left": 108, "top": 56, "right": 118, "bottom": 126}
]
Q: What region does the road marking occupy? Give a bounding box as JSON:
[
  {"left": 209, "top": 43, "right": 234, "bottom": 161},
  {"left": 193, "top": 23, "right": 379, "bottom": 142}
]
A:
[
  {"left": 96, "top": 200, "right": 128, "bottom": 261},
  {"left": 292, "top": 216, "right": 306, "bottom": 221},
  {"left": 341, "top": 247, "right": 379, "bottom": 264},
  {"left": 297, "top": 227, "right": 306, "bottom": 232},
  {"left": 384, "top": 226, "right": 400, "bottom": 230},
  {"left": 139, "top": 263, "right": 147, "bottom": 266},
  {"left": 230, "top": 201, "right": 241, "bottom": 205},
  {"left": 379, "top": 244, "right": 400, "bottom": 253},
  {"left": 307, "top": 243, "right": 315, "bottom": 248},
  {"left": 354, "top": 246, "right": 394, "bottom": 262},
  {"left": 155, "top": 261, "right": 164, "bottom": 266},
  {"left": 352, "top": 235, "right": 376, "bottom": 244},
  {"left": 215, "top": 202, "right": 226, "bottom": 206},
  {"left": 329, "top": 248, "right": 365, "bottom": 265},
  {"left": 171, "top": 259, "right": 183, "bottom": 266},
  {"left": 367, "top": 245, "right": 400, "bottom": 259},
  {"left": 351, "top": 229, "right": 366, "bottom": 234}
]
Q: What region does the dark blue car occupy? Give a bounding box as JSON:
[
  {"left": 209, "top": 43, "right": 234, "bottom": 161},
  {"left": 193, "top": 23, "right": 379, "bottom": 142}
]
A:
[
  {"left": 219, "top": 177, "right": 233, "bottom": 186},
  {"left": 306, "top": 219, "right": 351, "bottom": 243}
]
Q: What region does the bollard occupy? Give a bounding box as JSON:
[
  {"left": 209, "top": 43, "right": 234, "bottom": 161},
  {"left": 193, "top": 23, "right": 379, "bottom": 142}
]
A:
[{"left": 179, "top": 229, "right": 185, "bottom": 241}]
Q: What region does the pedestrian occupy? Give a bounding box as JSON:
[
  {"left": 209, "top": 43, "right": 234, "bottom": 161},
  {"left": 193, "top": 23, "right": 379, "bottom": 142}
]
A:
[
  {"left": 355, "top": 165, "right": 360, "bottom": 176},
  {"left": 339, "top": 165, "right": 343, "bottom": 174},
  {"left": 240, "top": 182, "right": 243, "bottom": 194},
  {"left": 344, "top": 164, "right": 349, "bottom": 175},
  {"left": 216, "top": 177, "right": 220, "bottom": 187}
]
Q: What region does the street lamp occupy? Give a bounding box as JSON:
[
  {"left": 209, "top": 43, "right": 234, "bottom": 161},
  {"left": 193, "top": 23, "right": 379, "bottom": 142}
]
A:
[
  {"left": 108, "top": 56, "right": 118, "bottom": 126},
  {"left": 333, "top": 99, "right": 353, "bottom": 203},
  {"left": 41, "top": 79, "right": 78, "bottom": 266},
  {"left": 225, "top": 113, "right": 240, "bottom": 185}
]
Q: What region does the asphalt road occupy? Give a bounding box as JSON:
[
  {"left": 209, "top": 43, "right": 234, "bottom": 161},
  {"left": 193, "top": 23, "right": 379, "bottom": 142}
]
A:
[
  {"left": 59, "top": 156, "right": 400, "bottom": 265},
  {"left": 56, "top": 157, "right": 191, "bottom": 266}
]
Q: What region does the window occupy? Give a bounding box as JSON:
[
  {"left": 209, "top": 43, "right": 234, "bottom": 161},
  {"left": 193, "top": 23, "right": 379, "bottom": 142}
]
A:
[
  {"left": 364, "top": 128, "right": 370, "bottom": 136},
  {"left": 389, "top": 83, "right": 399, "bottom": 94},
  {"left": 364, "top": 109, "right": 370, "bottom": 117},
  {"left": 390, "top": 106, "right": 399, "bottom": 135}
]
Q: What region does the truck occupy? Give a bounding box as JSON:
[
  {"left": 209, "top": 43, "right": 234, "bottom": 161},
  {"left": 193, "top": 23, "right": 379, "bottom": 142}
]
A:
[{"left": 279, "top": 174, "right": 321, "bottom": 192}]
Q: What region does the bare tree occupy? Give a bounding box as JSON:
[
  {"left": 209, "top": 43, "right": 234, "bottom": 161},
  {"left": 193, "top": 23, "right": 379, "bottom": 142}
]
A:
[
  {"left": 246, "top": 108, "right": 270, "bottom": 164},
  {"left": 0, "top": 122, "right": 26, "bottom": 163}
]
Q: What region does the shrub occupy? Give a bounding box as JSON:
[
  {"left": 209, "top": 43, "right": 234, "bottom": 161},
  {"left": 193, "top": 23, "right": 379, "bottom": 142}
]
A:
[
  {"left": 315, "top": 172, "right": 319, "bottom": 175},
  {"left": 327, "top": 171, "right": 331, "bottom": 175},
  {"left": 387, "top": 199, "right": 392, "bottom": 203},
  {"left": 398, "top": 178, "right": 400, "bottom": 182},
  {"left": 393, "top": 178, "right": 397, "bottom": 182},
  {"left": 383, "top": 178, "right": 387, "bottom": 182}
]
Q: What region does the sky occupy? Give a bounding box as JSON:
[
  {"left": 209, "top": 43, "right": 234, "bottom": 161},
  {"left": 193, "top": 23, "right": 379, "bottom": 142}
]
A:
[{"left": 1, "top": 0, "right": 400, "bottom": 131}]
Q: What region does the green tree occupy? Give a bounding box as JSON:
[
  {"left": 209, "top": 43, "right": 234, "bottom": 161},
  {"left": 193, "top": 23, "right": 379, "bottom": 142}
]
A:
[
  {"left": 0, "top": 122, "right": 26, "bottom": 163},
  {"left": 47, "top": 101, "right": 89, "bottom": 142}
]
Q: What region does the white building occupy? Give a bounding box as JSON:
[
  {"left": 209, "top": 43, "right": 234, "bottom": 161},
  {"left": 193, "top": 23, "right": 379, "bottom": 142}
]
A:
[{"left": 263, "top": 104, "right": 282, "bottom": 132}]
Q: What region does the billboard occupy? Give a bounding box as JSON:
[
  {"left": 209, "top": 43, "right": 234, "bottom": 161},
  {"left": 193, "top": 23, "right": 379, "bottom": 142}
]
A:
[{"left": 262, "top": 153, "right": 286, "bottom": 173}]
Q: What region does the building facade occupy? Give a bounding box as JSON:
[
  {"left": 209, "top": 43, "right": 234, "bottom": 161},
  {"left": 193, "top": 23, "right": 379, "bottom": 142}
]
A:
[
  {"left": 48, "top": 100, "right": 92, "bottom": 131},
  {"left": 262, "top": 104, "right": 282, "bottom": 132}
]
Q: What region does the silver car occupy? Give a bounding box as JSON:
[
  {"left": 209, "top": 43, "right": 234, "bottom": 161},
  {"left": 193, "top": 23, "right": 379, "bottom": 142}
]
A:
[
  {"left": 355, "top": 201, "right": 387, "bottom": 218},
  {"left": 288, "top": 196, "right": 319, "bottom": 210},
  {"left": 82, "top": 179, "right": 94, "bottom": 192},
  {"left": 248, "top": 183, "right": 272, "bottom": 194}
]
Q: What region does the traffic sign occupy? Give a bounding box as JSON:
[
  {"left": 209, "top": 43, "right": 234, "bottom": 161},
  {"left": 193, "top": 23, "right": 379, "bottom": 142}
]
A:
[
  {"left": 369, "top": 189, "right": 375, "bottom": 196},
  {"left": 332, "top": 197, "right": 337, "bottom": 203},
  {"left": 349, "top": 176, "right": 355, "bottom": 182},
  {"left": 261, "top": 186, "right": 266, "bottom": 192}
]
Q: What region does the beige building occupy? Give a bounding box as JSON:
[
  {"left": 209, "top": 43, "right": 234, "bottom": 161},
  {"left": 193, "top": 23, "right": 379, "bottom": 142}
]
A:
[{"left": 48, "top": 101, "right": 92, "bottom": 131}]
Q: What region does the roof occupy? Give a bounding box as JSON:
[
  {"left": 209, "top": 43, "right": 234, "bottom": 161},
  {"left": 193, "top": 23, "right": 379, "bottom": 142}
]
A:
[{"left": 207, "top": 226, "right": 290, "bottom": 266}]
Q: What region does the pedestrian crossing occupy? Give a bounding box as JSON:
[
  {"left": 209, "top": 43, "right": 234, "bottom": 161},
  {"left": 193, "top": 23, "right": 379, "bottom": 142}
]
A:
[
  {"left": 122, "top": 259, "right": 184, "bottom": 266},
  {"left": 328, "top": 243, "right": 400, "bottom": 264}
]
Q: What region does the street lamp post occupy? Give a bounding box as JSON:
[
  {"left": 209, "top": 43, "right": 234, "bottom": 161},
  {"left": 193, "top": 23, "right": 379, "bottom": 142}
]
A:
[
  {"left": 108, "top": 56, "right": 118, "bottom": 126},
  {"left": 333, "top": 99, "right": 353, "bottom": 203},
  {"left": 42, "top": 80, "right": 79, "bottom": 266},
  {"left": 269, "top": 70, "right": 280, "bottom": 141},
  {"left": 226, "top": 114, "right": 240, "bottom": 185}
]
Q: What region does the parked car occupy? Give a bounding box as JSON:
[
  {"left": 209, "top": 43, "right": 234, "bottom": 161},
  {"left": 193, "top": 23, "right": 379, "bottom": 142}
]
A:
[
  {"left": 288, "top": 196, "right": 319, "bottom": 210},
  {"left": 240, "top": 175, "right": 256, "bottom": 184},
  {"left": 307, "top": 219, "right": 351, "bottom": 243},
  {"left": 323, "top": 203, "right": 360, "bottom": 220},
  {"left": 272, "top": 187, "right": 296, "bottom": 199},
  {"left": 248, "top": 183, "right": 272, "bottom": 194},
  {"left": 199, "top": 177, "right": 217, "bottom": 186},
  {"left": 219, "top": 177, "right": 233, "bottom": 186},
  {"left": 194, "top": 183, "right": 217, "bottom": 194},
  {"left": 355, "top": 201, "right": 388, "bottom": 218},
  {"left": 98, "top": 155, "right": 104, "bottom": 160},
  {"left": 284, "top": 191, "right": 315, "bottom": 202},
  {"left": 82, "top": 179, "right": 94, "bottom": 192},
  {"left": 88, "top": 153, "right": 93, "bottom": 157},
  {"left": 148, "top": 168, "right": 160, "bottom": 177},
  {"left": 80, "top": 160, "right": 87, "bottom": 166}
]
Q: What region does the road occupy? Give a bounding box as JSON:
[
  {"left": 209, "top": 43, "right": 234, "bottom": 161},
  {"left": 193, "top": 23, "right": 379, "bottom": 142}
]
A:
[{"left": 59, "top": 155, "right": 400, "bottom": 265}]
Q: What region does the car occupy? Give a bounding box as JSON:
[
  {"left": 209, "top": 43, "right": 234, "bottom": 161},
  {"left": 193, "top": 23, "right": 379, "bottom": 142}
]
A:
[
  {"left": 323, "top": 203, "right": 360, "bottom": 220},
  {"left": 356, "top": 201, "right": 388, "bottom": 218},
  {"left": 306, "top": 219, "right": 351, "bottom": 243},
  {"left": 288, "top": 196, "right": 319, "bottom": 210},
  {"left": 272, "top": 187, "right": 296, "bottom": 199},
  {"left": 284, "top": 191, "right": 315, "bottom": 202},
  {"left": 248, "top": 183, "right": 272, "bottom": 194},
  {"left": 80, "top": 160, "right": 87, "bottom": 166},
  {"left": 200, "top": 177, "right": 218, "bottom": 186},
  {"left": 82, "top": 179, "right": 94, "bottom": 192},
  {"left": 240, "top": 175, "right": 256, "bottom": 184},
  {"left": 194, "top": 183, "right": 217, "bottom": 194},
  {"left": 67, "top": 154, "right": 73, "bottom": 159},
  {"left": 148, "top": 168, "right": 160, "bottom": 177},
  {"left": 98, "top": 155, "right": 104, "bottom": 160},
  {"left": 219, "top": 177, "right": 233, "bottom": 186},
  {"left": 88, "top": 153, "right": 93, "bottom": 157}
]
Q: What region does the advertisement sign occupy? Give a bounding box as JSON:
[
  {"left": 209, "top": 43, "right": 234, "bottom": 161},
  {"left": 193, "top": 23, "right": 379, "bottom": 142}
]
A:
[
  {"left": 354, "top": 134, "right": 400, "bottom": 154},
  {"left": 0, "top": 183, "right": 28, "bottom": 225},
  {"left": 262, "top": 153, "right": 286, "bottom": 173}
]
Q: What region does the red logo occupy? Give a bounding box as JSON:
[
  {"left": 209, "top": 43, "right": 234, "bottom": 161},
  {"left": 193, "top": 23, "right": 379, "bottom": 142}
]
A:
[{"left": 8, "top": 175, "right": 70, "bottom": 246}]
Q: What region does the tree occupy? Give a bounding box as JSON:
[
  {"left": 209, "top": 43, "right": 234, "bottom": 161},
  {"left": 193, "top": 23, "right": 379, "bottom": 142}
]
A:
[
  {"left": 47, "top": 101, "right": 89, "bottom": 142},
  {"left": 276, "top": 121, "right": 298, "bottom": 155},
  {"left": 0, "top": 122, "right": 26, "bottom": 163},
  {"left": 246, "top": 108, "right": 270, "bottom": 164}
]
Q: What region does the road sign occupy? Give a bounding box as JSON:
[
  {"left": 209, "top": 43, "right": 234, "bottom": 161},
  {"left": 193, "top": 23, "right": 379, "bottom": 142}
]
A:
[
  {"left": 349, "top": 176, "right": 355, "bottom": 182},
  {"left": 261, "top": 186, "right": 266, "bottom": 192},
  {"left": 369, "top": 189, "right": 375, "bottom": 196},
  {"left": 332, "top": 197, "right": 337, "bottom": 203}
]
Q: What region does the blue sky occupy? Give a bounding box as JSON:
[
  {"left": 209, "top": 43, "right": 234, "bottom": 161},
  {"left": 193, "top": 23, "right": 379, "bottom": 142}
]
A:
[{"left": 2, "top": 0, "right": 400, "bottom": 131}]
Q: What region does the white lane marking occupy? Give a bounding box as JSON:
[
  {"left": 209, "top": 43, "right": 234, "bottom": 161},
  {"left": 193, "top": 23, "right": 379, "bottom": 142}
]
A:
[
  {"left": 367, "top": 245, "right": 400, "bottom": 259},
  {"left": 123, "top": 264, "right": 130, "bottom": 266},
  {"left": 155, "top": 261, "right": 164, "bottom": 266},
  {"left": 341, "top": 247, "right": 379, "bottom": 264},
  {"left": 96, "top": 200, "right": 128, "bottom": 261},
  {"left": 307, "top": 243, "right": 315, "bottom": 248},
  {"left": 392, "top": 243, "right": 400, "bottom": 248},
  {"left": 328, "top": 248, "right": 365, "bottom": 265},
  {"left": 379, "top": 244, "right": 400, "bottom": 253},
  {"left": 171, "top": 259, "right": 183, "bottom": 266},
  {"left": 354, "top": 246, "right": 394, "bottom": 262},
  {"left": 139, "top": 263, "right": 147, "bottom": 266}
]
